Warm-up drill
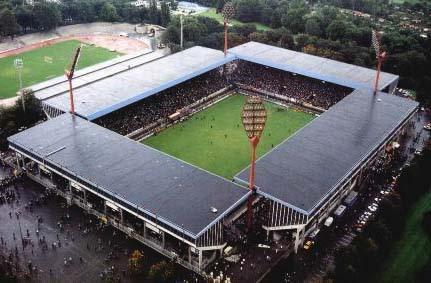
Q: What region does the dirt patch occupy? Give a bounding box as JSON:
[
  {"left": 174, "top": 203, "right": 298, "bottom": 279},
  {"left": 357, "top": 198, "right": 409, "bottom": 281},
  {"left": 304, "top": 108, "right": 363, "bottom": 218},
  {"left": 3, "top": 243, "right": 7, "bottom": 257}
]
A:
[
  {"left": 0, "top": 34, "right": 149, "bottom": 58},
  {"left": 77, "top": 35, "right": 149, "bottom": 54}
]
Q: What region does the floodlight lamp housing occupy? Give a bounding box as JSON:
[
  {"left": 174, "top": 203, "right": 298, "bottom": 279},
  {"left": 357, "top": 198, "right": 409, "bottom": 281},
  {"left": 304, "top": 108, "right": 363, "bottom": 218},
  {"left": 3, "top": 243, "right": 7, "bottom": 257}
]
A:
[
  {"left": 222, "top": 2, "right": 235, "bottom": 23},
  {"left": 241, "top": 96, "right": 267, "bottom": 139}
]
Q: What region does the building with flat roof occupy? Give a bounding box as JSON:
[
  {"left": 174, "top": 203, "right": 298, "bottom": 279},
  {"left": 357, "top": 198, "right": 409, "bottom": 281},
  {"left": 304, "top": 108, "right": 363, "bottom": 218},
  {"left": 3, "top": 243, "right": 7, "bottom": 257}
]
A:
[
  {"left": 34, "top": 47, "right": 234, "bottom": 120},
  {"left": 31, "top": 42, "right": 399, "bottom": 121},
  {"left": 8, "top": 113, "right": 250, "bottom": 271},
  {"left": 8, "top": 42, "right": 418, "bottom": 274},
  {"left": 229, "top": 41, "right": 399, "bottom": 92},
  {"left": 235, "top": 89, "right": 417, "bottom": 251}
]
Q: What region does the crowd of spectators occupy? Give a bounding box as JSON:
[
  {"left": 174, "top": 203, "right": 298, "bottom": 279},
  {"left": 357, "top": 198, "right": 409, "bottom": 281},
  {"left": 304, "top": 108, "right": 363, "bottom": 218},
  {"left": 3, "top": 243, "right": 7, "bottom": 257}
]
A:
[
  {"left": 96, "top": 69, "right": 228, "bottom": 135},
  {"left": 96, "top": 62, "right": 352, "bottom": 135},
  {"left": 232, "top": 61, "right": 352, "bottom": 109}
]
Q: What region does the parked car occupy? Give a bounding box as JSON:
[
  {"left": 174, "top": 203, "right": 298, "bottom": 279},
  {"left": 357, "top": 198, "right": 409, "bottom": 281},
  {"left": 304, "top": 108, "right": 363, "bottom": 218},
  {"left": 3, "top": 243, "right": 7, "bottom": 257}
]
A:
[
  {"left": 368, "top": 206, "right": 377, "bottom": 212},
  {"left": 303, "top": 240, "right": 314, "bottom": 250}
]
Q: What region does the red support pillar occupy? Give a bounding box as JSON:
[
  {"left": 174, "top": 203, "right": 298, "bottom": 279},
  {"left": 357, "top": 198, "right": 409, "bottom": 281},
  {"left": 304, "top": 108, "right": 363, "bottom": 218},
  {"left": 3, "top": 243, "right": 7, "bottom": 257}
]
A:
[
  {"left": 68, "top": 77, "right": 75, "bottom": 114},
  {"left": 224, "top": 22, "right": 228, "bottom": 56},
  {"left": 374, "top": 57, "right": 382, "bottom": 93},
  {"left": 247, "top": 136, "right": 259, "bottom": 232}
]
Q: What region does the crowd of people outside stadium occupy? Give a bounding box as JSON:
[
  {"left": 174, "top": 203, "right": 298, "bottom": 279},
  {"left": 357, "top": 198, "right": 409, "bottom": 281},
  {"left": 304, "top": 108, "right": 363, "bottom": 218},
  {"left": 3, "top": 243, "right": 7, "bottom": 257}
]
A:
[{"left": 96, "top": 62, "right": 352, "bottom": 135}]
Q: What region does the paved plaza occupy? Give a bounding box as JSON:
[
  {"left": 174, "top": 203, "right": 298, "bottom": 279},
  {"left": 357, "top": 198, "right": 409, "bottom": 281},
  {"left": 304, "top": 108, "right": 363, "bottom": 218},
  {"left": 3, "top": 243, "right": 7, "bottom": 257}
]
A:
[{"left": 0, "top": 170, "right": 198, "bottom": 282}]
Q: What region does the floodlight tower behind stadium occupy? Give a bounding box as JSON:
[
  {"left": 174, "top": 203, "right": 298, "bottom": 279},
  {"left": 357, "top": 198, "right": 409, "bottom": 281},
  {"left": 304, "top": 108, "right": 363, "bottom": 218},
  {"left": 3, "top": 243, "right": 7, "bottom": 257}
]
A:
[
  {"left": 372, "top": 30, "right": 387, "bottom": 93},
  {"left": 180, "top": 14, "right": 184, "bottom": 50},
  {"left": 65, "top": 46, "right": 82, "bottom": 114},
  {"left": 242, "top": 96, "right": 267, "bottom": 232},
  {"left": 222, "top": 2, "right": 235, "bottom": 56}
]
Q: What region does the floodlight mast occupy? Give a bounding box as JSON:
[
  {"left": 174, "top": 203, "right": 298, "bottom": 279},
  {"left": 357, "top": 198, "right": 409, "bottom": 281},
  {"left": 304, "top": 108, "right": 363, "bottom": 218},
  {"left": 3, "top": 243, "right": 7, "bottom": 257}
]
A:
[
  {"left": 222, "top": 2, "right": 235, "bottom": 56},
  {"left": 372, "top": 30, "right": 387, "bottom": 93},
  {"left": 241, "top": 96, "right": 267, "bottom": 232},
  {"left": 180, "top": 13, "right": 184, "bottom": 50},
  {"left": 14, "top": 58, "right": 25, "bottom": 112},
  {"left": 65, "top": 46, "right": 82, "bottom": 114}
]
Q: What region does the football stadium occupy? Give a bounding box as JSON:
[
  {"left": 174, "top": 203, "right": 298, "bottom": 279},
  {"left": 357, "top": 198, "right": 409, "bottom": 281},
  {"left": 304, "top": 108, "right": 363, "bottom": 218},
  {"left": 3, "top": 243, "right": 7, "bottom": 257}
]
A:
[{"left": 6, "top": 41, "right": 418, "bottom": 277}]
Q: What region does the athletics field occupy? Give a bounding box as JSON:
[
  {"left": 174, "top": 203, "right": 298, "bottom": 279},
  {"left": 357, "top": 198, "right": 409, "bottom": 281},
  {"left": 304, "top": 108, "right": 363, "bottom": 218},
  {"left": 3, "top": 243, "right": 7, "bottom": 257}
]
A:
[{"left": 0, "top": 40, "right": 120, "bottom": 99}]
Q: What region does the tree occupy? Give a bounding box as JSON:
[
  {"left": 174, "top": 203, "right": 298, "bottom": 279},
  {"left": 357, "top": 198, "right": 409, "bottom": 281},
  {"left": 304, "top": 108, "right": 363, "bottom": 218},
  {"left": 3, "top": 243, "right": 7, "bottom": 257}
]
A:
[
  {"left": 169, "top": 0, "right": 178, "bottom": 11},
  {"left": 0, "top": 8, "right": 19, "bottom": 38},
  {"left": 14, "top": 5, "right": 34, "bottom": 32},
  {"left": 183, "top": 18, "right": 207, "bottom": 43},
  {"left": 33, "top": 2, "right": 62, "bottom": 30},
  {"left": 216, "top": 0, "right": 224, "bottom": 13},
  {"left": 270, "top": 9, "right": 282, "bottom": 28},
  {"left": 422, "top": 211, "right": 431, "bottom": 238},
  {"left": 100, "top": 2, "right": 118, "bottom": 22},
  {"left": 74, "top": 0, "right": 96, "bottom": 23},
  {"left": 160, "top": 1, "right": 170, "bottom": 27},
  {"left": 147, "top": 261, "right": 175, "bottom": 282},
  {"left": 318, "top": 5, "right": 338, "bottom": 30},
  {"left": 149, "top": 0, "right": 159, "bottom": 24},
  {"left": 305, "top": 17, "right": 322, "bottom": 37},
  {"left": 161, "top": 25, "right": 179, "bottom": 44},
  {"left": 334, "top": 246, "right": 360, "bottom": 283},
  {"left": 281, "top": 5, "right": 308, "bottom": 34},
  {"left": 416, "top": 260, "right": 431, "bottom": 283},
  {"left": 279, "top": 30, "right": 294, "bottom": 49},
  {"left": 196, "top": 16, "right": 223, "bottom": 34},
  {"left": 326, "top": 19, "right": 347, "bottom": 41},
  {"left": 198, "top": 32, "right": 222, "bottom": 49},
  {"left": 249, "top": 31, "right": 267, "bottom": 43},
  {"left": 128, "top": 250, "right": 145, "bottom": 276},
  {"left": 234, "top": 0, "right": 262, "bottom": 23},
  {"left": 0, "top": 93, "right": 44, "bottom": 151},
  {"left": 232, "top": 23, "right": 257, "bottom": 37}
]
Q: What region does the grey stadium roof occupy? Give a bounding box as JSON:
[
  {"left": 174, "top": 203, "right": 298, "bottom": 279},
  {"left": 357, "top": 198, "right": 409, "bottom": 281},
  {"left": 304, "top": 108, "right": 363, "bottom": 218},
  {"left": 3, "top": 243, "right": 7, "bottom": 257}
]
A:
[
  {"left": 31, "top": 50, "right": 162, "bottom": 100},
  {"left": 35, "top": 47, "right": 235, "bottom": 120},
  {"left": 235, "top": 89, "right": 418, "bottom": 214},
  {"left": 228, "top": 41, "right": 399, "bottom": 91},
  {"left": 8, "top": 114, "right": 250, "bottom": 238},
  {"left": 32, "top": 42, "right": 400, "bottom": 123}
]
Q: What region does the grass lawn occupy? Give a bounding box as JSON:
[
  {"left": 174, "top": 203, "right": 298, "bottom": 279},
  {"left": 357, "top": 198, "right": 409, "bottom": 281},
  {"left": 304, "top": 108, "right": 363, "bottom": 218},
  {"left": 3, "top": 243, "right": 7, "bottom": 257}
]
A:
[
  {"left": 143, "top": 94, "right": 314, "bottom": 179},
  {"left": 0, "top": 40, "right": 121, "bottom": 99},
  {"left": 377, "top": 191, "right": 431, "bottom": 283},
  {"left": 196, "top": 8, "right": 271, "bottom": 31}
]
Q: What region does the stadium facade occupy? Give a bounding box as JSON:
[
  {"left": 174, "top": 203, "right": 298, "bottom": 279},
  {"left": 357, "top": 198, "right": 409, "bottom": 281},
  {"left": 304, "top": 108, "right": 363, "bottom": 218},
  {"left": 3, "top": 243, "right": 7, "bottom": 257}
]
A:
[{"left": 6, "top": 42, "right": 418, "bottom": 274}]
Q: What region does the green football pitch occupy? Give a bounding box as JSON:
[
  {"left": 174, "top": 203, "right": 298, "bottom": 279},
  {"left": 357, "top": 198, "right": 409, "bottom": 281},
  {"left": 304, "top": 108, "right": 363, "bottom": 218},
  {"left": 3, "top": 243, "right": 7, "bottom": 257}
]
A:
[
  {"left": 143, "top": 94, "right": 315, "bottom": 179},
  {"left": 0, "top": 40, "right": 120, "bottom": 99}
]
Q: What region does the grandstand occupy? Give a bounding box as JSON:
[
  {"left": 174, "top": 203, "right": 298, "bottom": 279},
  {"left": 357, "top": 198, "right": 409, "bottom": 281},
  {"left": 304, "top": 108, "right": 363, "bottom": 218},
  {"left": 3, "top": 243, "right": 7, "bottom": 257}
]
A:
[
  {"left": 7, "top": 42, "right": 418, "bottom": 276},
  {"left": 33, "top": 47, "right": 234, "bottom": 120},
  {"left": 31, "top": 41, "right": 398, "bottom": 121},
  {"left": 234, "top": 88, "right": 417, "bottom": 251},
  {"left": 229, "top": 41, "right": 399, "bottom": 92}
]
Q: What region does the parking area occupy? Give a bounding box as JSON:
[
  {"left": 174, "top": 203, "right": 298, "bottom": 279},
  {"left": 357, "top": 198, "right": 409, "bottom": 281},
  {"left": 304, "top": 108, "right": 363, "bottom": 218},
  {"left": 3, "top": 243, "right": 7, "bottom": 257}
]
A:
[{"left": 264, "top": 108, "right": 430, "bottom": 283}]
